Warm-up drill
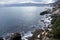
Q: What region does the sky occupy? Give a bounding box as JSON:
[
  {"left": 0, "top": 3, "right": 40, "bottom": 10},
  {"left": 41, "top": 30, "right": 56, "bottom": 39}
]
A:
[{"left": 0, "top": 0, "right": 57, "bottom": 4}]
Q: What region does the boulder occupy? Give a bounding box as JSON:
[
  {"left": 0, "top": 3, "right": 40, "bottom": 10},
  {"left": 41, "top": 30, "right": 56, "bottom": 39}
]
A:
[
  {"left": 10, "top": 32, "right": 22, "bottom": 40},
  {"left": 0, "top": 37, "right": 3, "bottom": 40}
]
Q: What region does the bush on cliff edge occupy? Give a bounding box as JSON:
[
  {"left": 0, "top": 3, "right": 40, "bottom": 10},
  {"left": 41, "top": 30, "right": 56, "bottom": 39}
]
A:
[{"left": 52, "top": 15, "right": 60, "bottom": 38}]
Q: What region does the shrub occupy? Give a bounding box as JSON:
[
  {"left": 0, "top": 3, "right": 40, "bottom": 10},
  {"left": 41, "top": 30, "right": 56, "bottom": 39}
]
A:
[{"left": 52, "top": 15, "right": 60, "bottom": 38}]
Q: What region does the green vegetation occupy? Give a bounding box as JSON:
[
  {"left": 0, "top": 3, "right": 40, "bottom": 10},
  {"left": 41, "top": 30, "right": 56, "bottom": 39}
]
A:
[{"left": 51, "top": 14, "right": 60, "bottom": 38}]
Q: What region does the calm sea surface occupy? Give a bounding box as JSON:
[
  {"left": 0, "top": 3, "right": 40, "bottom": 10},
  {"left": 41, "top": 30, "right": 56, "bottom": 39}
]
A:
[{"left": 0, "top": 6, "right": 52, "bottom": 35}]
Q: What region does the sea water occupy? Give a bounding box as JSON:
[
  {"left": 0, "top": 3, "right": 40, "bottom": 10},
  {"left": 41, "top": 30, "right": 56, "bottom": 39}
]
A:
[{"left": 0, "top": 6, "right": 52, "bottom": 36}]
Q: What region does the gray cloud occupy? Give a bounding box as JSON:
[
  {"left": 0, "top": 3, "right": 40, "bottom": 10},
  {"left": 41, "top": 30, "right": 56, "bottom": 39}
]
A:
[{"left": 0, "top": 0, "right": 57, "bottom": 4}]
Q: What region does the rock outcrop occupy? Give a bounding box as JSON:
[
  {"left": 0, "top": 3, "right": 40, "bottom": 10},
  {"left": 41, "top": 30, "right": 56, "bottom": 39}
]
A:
[{"left": 40, "top": 9, "right": 51, "bottom": 15}]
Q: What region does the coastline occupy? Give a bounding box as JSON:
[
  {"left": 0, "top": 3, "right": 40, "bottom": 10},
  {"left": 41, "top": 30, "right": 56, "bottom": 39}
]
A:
[{"left": 0, "top": 6, "right": 58, "bottom": 40}]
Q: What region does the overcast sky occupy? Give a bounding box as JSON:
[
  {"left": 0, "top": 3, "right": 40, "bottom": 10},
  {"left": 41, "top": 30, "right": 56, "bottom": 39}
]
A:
[{"left": 0, "top": 0, "right": 57, "bottom": 4}]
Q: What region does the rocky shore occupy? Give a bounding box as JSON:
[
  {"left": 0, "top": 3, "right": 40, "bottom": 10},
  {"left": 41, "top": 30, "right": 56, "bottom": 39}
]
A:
[{"left": 27, "top": 1, "right": 60, "bottom": 40}]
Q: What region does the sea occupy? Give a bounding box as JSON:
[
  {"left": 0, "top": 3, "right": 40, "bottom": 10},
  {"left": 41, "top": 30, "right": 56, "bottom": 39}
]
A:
[{"left": 0, "top": 6, "right": 52, "bottom": 40}]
